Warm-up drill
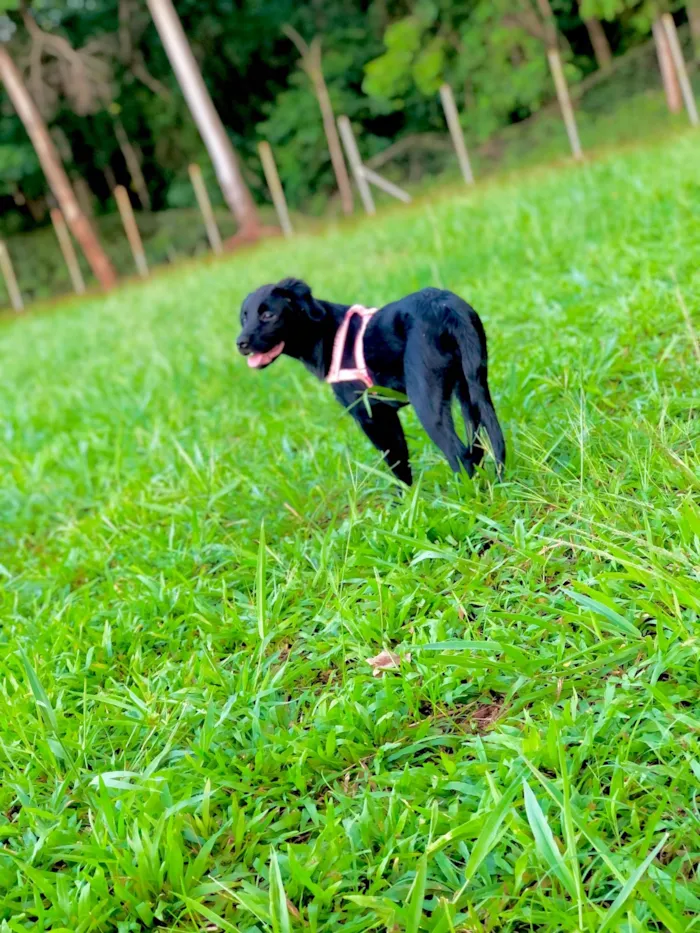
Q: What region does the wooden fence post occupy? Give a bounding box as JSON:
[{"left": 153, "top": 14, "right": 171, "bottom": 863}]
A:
[
  {"left": 188, "top": 163, "right": 223, "bottom": 253},
  {"left": 653, "top": 18, "right": 683, "bottom": 113},
  {"left": 0, "top": 240, "right": 23, "bottom": 312},
  {"left": 51, "top": 208, "right": 85, "bottom": 294},
  {"left": 439, "top": 84, "right": 474, "bottom": 185},
  {"left": 114, "top": 186, "right": 149, "bottom": 278},
  {"left": 547, "top": 49, "right": 583, "bottom": 160},
  {"left": 662, "top": 14, "right": 699, "bottom": 127},
  {"left": 338, "top": 116, "right": 412, "bottom": 215},
  {"left": 337, "top": 116, "right": 375, "bottom": 215},
  {"left": 258, "top": 142, "right": 293, "bottom": 237},
  {"left": 361, "top": 167, "right": 411, "bottom": 204}
]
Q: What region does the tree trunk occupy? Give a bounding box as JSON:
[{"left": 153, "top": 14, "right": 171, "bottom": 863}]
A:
[
  {"left": 0, "top": 46, "right": 117, "bottom": 289},
  {"left": 104, "top": 164, "right": 117, "bottom": 193},
  {"left": 25, "top": 193, "right": 48, "bottom": 223},
  {"left": 688, "top": 2, "right": 700, "bottom": 58},
  {"left": 652, "top": 18, "right": 682, "bottom": 112},
  {"left": 534, "top": 0, "right": 559, "bottom": 48},
  {"left": 146, "top": 0, "right": 260, "bottom": 237},
  {"left": 73, "top": 176, "right": 94, "bottom": 218},
  {"left": 580, "top": 12, "right": 613, "bottom": 70}
]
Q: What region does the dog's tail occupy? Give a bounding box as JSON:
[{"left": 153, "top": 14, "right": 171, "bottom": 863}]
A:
[{"left": 447, "top": 299, "right": 506, "bottom": 475}]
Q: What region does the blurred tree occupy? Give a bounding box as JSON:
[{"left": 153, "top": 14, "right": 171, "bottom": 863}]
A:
[
  {"left": 362, "top": 1, "right": 571, "bottom": 142},
  {"left": 576, "top": 0, "right": 613, "bottom": 68},
  {"left": 579, "top": 0, "right": 690, "bottom": 107},
  {"left": 256, "top": 2, "right": 393, "bottom": 210},
  {"left": 0, "top": 0, "right": 685, "bottom": 234},
  {"left": 0, "top": 37, "right": 117, "bottom": 285},
  {"left": 0, "top": 0, "right": 164, "bottom": 225},
  {"left": 11, "top": 0, "right": 158, "bottom": 208}
]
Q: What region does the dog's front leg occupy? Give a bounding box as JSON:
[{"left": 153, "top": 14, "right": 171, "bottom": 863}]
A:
[
  {"left": 339, "top": 391, "right": 412, "bottom": 486},
  {"left": 356, "top": 404, "right": 412, "bottom": 486}
]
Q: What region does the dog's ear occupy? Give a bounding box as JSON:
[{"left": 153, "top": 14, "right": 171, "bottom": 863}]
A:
[
  {"left": 275, "top": 277, "right": 324, "bottom": 321},
  {"left": 276, "top": 277, "right": 311, "bottom": 299}
]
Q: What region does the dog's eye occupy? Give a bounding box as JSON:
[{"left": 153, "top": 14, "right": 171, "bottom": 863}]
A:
[{"left": 260, "top": 310, "right": 276, "bottom": 323}]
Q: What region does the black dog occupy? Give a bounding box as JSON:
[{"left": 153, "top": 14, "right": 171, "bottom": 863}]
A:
[{"left": 238, "top": 278, "right": 505, "bottom": 486}]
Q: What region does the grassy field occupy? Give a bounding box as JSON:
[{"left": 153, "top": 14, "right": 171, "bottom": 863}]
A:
[{"left": 0, "top": 133, "right": 699, "bottom": 932}]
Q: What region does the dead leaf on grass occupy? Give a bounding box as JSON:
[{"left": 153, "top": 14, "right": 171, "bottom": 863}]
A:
[
  {"left": 367, "top": 649, "right": 412, "bottom": 677},
  {"left": 470, "top": 701, "right": 504, "bottom": 732}
]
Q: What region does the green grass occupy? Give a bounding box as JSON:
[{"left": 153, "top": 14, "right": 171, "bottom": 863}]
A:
[{"left": 1, "top": 131, "right": 699, "bottom": 932}]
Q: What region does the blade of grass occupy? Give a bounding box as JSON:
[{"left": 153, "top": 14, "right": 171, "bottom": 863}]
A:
[
  {"left": 405, "top": 855, "right": 428, "bottom": 933},
  {"left": 638, "top": 882, "right": 687, "bottom": 933},
  {"left": 269, "top": 850, "right": 291, "bottom": 933},
  {"left": 448, "top": 770, "right": 523, "bottom": 895},
  {"left": 569, "top": 591, "right": 642, "bottom": 640},
  {"left": 523, "top": 779, "right": 577, "bottom": 899},
  {"left": 257, "top": 520, "right": 267, "bottom": 640},
  {"left": 599, "top": 834, "right": 669, "bottom": 932}
]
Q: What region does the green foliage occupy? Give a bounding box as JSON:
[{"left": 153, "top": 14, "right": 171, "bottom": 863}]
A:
[
  {"left": 412, "top": 37, "right": 447, "bottom": 95},
  {"left": 363, "top": 1, "right": 461, "bottom": 102},
  {"left": 461, "top": 2, "right": 558, "bottom": 139},
  {"left": 257, "top": 57, "right": 355, "bottom": 210},
  {"left": 363, "top": 0, "right": 577, "bottom": 141},
  {"left": 580, "top": 0, "right": 630, "bottom": 18},
  {"left": 0, "top": 112, "right": 44, "bottom": 236},
  {"left": 579, "top": 0, "right": 667, "bottom": 33},
  {"left": 1, "top": 134, "right": 700, "bottom": 931},
  {"left": 0, "top": 0, "right": 679, "bottom": 228},
  {"left": 364, "top": 17, "right": 426, "bottom": 99},
  {"left": 0, "top": 142, "right": 38, "bottom": 194},
  {"left": 257, "top": 38, "right": 394, "bottom": 210}
]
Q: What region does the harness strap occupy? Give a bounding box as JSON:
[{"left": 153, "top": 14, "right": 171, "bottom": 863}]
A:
[{"left": 326, "top": 305, "right": 377, "bottom": 388}]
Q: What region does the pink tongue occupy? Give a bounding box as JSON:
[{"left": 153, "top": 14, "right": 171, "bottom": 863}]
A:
[{"left": 247, "top": 342, "right": 284, "bottom": 368}]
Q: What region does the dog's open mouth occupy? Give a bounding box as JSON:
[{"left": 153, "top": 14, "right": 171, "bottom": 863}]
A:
[{"left": 247, "top": 342, "right": 285, "bottom": 369}]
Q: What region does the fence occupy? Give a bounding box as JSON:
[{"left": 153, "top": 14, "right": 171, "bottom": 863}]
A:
[{"left": 1, "top": 23, "right": 698, "bottom": 313}]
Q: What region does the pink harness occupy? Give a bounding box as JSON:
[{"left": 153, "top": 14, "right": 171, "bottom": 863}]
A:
[{"left": 326, "top": 304, "right": 377, "bottom": 388}]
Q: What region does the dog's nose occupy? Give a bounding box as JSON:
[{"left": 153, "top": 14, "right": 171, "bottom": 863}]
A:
[{"left": 237, "top": 338, "right": 250, "bottom": 354}]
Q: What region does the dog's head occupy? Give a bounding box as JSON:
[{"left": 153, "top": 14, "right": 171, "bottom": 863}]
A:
[{"left": 237, "top": 278, "right": 323, "bottom": 369}]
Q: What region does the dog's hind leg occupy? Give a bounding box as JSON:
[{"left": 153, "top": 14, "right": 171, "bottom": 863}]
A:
[
  {"left": 404, "top": 337, "right": 477, "bottom": 477},
  {"left": 461, "top": 361, "right": 506, "bottom": 477},
  {"left": 445, "top": 297, "right": 506, "bottom": 477}
]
